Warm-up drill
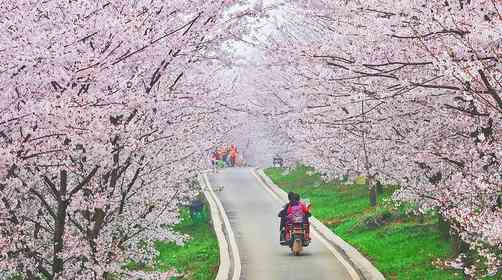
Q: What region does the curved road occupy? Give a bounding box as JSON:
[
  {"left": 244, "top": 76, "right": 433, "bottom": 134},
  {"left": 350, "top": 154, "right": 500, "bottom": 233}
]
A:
[{"left": 208, "top": 168, "right": 354, "bottom": 280}]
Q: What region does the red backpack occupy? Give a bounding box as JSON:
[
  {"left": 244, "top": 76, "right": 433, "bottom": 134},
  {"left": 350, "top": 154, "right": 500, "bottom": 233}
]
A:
[{"left": 288, "top": 203, "right": 305, "bottom": 224}]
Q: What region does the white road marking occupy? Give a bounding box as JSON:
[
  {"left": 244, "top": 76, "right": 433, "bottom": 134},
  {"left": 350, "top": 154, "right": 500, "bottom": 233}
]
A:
[
  {"left": 199, "top": 175, "right": 231, "bottom": 280},
  {"left": 203, "top": 172, "right": 242, "bottom": 280},
  {"left": 251, "top": 169, "right": 361, "bottom": 280}
]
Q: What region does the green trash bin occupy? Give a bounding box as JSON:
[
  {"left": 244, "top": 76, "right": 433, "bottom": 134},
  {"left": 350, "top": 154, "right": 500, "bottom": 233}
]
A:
[
  {"left": 216, "top": 160, "right": 225, "bottom": 169},
  {"left": 190, "top": 199, "right": 206, "bottom": 224}
]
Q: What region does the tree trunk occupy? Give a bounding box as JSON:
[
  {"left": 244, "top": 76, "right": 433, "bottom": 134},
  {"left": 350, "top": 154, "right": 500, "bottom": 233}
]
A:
[
  {"left": 53, "top": 170, "right": 68, "bottom": 277},
  {"left": 451, "top": 228, "right": 474, "bottom": 280},
  {"left": 360, "top": 96, "right": 377, "bottom": 207},
  {"left": 438, "top": 212, "right": 451, "bottom": 241},
  {"left": 438, "top": 212, "right": 471, "bottom": 267},
  {"left": 376, "top": 180, "right": 384, "bottom": 195},
  {"left": 368, "top": 177, "right": 377, "bottom": 207},
  {"left": 452, "top": 233, "right": 469, "bottom": 255}
]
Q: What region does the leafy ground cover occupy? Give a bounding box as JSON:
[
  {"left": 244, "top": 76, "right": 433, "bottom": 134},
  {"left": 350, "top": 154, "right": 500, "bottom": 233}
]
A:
[
  {"left": 157, "top": 207, "right": 219, "bottom": 280},
  {"left": 265, "top": 165, "right": 469, "bottom": 280},
  {"left": 128, "top": 206, "right": 219, "bottom": 280}
]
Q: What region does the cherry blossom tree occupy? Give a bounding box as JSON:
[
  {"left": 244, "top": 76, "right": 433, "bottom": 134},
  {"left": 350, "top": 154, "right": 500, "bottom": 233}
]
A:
[
  {"left": 241, "top": 0, "right": 501, "bottom": 276},
  {"left": 0, "top": 0, "right": 251, "bottom": 279}
]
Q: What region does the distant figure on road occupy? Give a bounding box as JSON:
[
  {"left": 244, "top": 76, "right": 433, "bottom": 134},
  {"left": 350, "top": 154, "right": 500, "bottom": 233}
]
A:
[
  {"left": 230, "top": 144, "right": 238, "bottom": 167},
  {"left": 225, "top": 146, "right": 229, "bottom": 166},
  {"left": 210, "top": 149, "right": 218, "bottom": 172}
]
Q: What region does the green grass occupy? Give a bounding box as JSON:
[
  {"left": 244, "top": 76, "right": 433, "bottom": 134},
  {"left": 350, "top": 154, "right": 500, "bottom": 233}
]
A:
[
  {"left": 127, "top": 206, "right": 219, "bottom": 280},
  {"left": 155, "top": 207, "right": 219, "bottom": 280},
  {"left": 265, "top": 166, "right": 467, "bottom": 280}
]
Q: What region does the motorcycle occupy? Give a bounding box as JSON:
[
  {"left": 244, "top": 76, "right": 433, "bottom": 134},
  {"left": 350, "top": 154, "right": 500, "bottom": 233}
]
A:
[
  {"left": 286, "top": 222, "right": 310, "bottom": 256},
  {"left": 279, "top": 198, "right": 312, "bottom": 256}
]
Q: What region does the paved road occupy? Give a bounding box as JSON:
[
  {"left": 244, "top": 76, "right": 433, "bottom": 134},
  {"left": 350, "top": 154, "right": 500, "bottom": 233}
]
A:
[{"left": 208, "top": 168, "right": 354, "bottom": 280}]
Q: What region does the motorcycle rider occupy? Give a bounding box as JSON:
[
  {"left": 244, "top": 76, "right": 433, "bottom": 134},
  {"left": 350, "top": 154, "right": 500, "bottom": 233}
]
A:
[
  {"left": 278, "top": 192, "right": 296, "bottom": 245},
  {"left": 288, "top": 193, "right": 311, "bottom": 243},
  {"left": 278, "top": 192, "right": 311, "bottom": 245}
]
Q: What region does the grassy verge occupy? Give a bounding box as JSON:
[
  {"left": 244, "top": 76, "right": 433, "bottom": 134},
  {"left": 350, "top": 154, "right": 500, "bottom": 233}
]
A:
[
  {"left": 156, "top": 207, "right": 219, "bottom": 280},
  {"left": 265, "top": 166, "right": 466, "bottom": 280},
  {"left": 128, "top": 205, "right": 219, "bottom": 280}
]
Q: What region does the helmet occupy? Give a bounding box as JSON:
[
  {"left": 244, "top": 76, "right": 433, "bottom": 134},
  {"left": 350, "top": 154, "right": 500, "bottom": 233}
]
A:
[{"left": 287, "top": 192, "right": 295, "bottom": 202}]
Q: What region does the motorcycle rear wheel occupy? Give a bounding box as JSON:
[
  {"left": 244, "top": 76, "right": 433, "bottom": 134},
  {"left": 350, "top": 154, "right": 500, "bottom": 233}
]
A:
[{"left": 292, "top": 239, "right": 302, "bottom": 256}]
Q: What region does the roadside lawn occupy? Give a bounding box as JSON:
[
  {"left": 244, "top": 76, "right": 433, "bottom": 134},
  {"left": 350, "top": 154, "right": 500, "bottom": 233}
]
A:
[
  {"left": 265, "top": 166, "right": 468, "bottom": 280},
  {"left": 156, "top": 207, "right": 219, "bottom": 280},
  {"left": 128, "top": 206, "right": 219, "bottom": 280}
]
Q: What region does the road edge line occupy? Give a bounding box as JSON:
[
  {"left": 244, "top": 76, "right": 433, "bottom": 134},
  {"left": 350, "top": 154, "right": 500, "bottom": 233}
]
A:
[
  {"left": 201, "top": 172, "right": 242, "bottom": 280},
  {"left": 199, "top": 174, "right": 230, "bottom": 280},
  {"left": 249, "top": 169, "right": 360, "bottom": 280},
  {"left": 252, "top": 168, "right": 386, "bottom": 280}
]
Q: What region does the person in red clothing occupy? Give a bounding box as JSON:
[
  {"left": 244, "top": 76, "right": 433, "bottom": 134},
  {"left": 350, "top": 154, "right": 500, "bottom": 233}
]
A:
[
  {"left": 210, "top": 149, "right": 219, "bottom": 172},
  {"left": 214, "top": 148, "right": 222, "bottom": 161},
  {"left": 229, "top": 144, "right": 238, "bottom": 167},
  {"left": 285, "top": 193, "right": 311, "bottom": 243}
]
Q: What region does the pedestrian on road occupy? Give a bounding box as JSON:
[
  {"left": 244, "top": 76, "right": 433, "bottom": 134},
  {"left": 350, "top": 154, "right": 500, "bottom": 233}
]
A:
[
  {"left": 230, "top": 144, "right": 238, "bottom": 167},
  {"left": 210, "top": 149, "right": 218, "bottom": 173}
]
